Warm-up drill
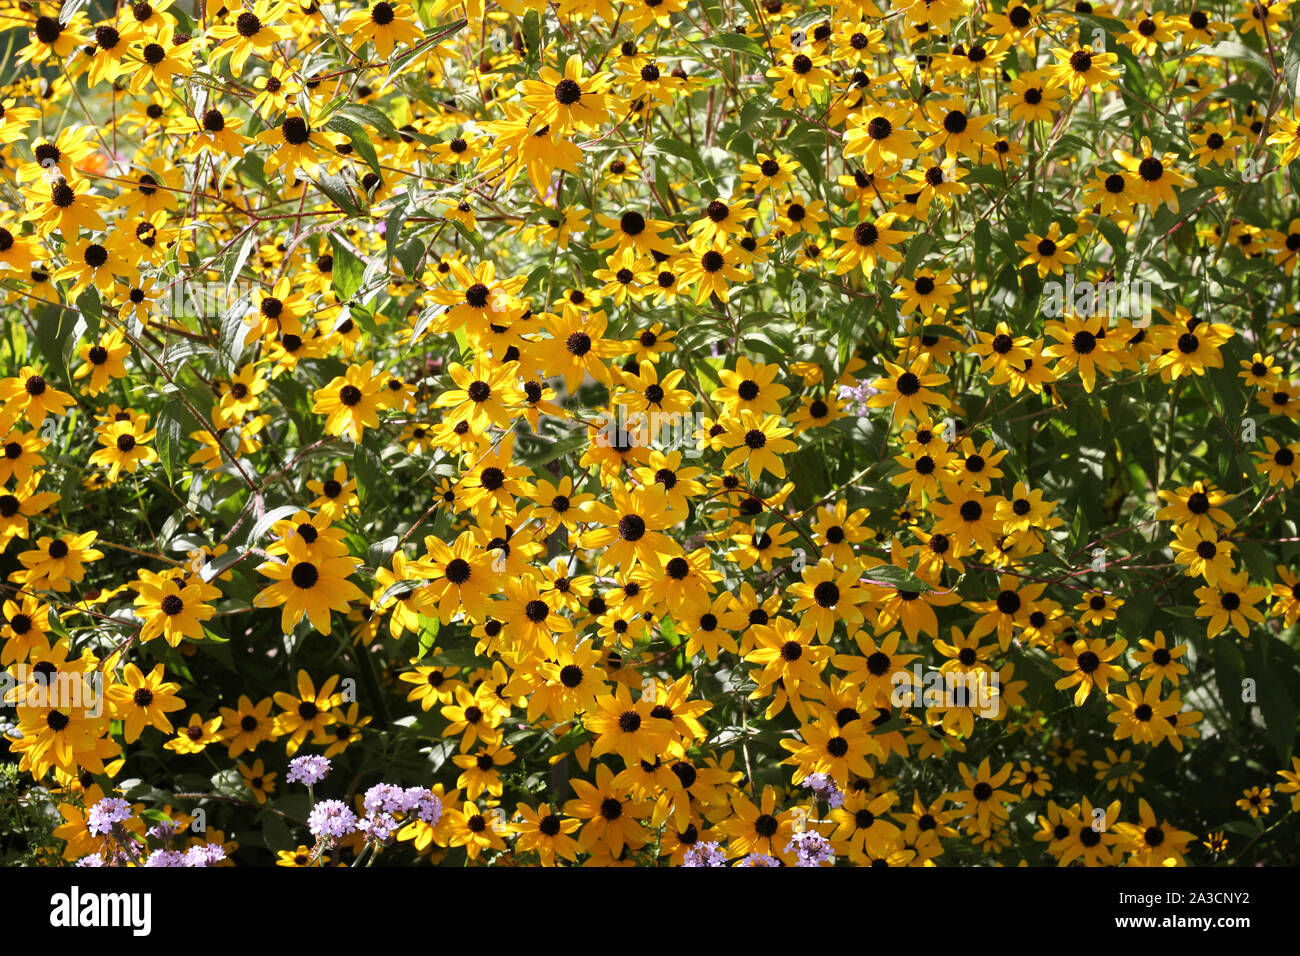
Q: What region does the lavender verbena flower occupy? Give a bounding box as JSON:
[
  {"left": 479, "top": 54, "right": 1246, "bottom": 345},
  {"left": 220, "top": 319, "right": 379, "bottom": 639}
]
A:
[
  {"left": 308, "top": 799, "right": 358, "bottom": 840},
  {"left": 86, "top": 797, "right": 133, "bottom": 836},
  {"left": 837, "top": 379, "right": 877, "bottom": 416},
  {"left": 363, "top": 782, "right": 409, "bottom": 816},
  {"left": 182, "top": 844, "right": 227, "bottom": 867},
  {"left": 144, "top": 849, "right": 186, "bottom": 867},
  {"left": 406, "top": 787, "right": 443, "bottom": 825},
  {"left": 681, "top": 841, "right": 728, "bottom": 867},
  {"left": 738, "top": 853, "right": 781, "bottom": 867},
  {"left": 147, "top": 817, "right": 184, "bottom": 843},
  {"left": 358, "top": 811, "right": 398, "bottom": 843},
  {"left": 76, "top": 854, "right": 105, "bottom": 867},
  {"left": 287, "top": 754, "right": 332, "bottom": 786},
  {"left": 802, "top": 773, "right": 845, "bottom": 809},
  {"left": 785, "top": 830, "right": 835, "bottom": 867}
]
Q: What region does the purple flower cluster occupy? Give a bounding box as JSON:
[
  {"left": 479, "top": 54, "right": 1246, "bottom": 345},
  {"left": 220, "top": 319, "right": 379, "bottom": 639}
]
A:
[
  {"left": 85, "top": 797, "right": 133, "bottom": 837},
  {"left": 286, "top": 754, "right": 332, "bottom": 786},
  {"left": 142, "top": 844, "right": 227, "bottom": 867},
  {"left": 355, "top": 783, "right": 443, "bottom": 844},
  {"left": 836, "top": 379, "right": 878, "bottom": 416},
  {"left": 308, "top": 799, "right": 358, "bottom": 840},
  {"left": 737, "top": 853, "right": 781, "bottom": 867},
  {"left": 801, "top": 773, "right": 845, "bottom": 809},
  {"left": 146, "top": 816, "right": 184, "bottom": 843},
  {"left": 362, "top": 783, "right": 442, "bottom": 823},
  {"left": 785, "top": 830, "right": 836, "bottom": 867},
  {"left": 681, "top": 841, "right": 728, "bottom": 867}
]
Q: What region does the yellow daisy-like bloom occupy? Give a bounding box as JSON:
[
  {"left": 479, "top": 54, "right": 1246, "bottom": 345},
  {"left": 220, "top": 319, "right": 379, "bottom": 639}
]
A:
[
  {"left": 1194, "top": 572, "right": 1268, "bottom": 638},
  {"left": 132, "top": 570, "right": 217, "bottom": 646},
  {"left": 867, "top": 357, "right": 951, "bottom": 422},
  {"left": 312, "top": 361, "right": 386, "bottom": 442},
  {"left": 341, "top": 1, "right": 425, "bottom": 57},
  {"left": 0, "top": 367, "right": 76, "bottom": 427},
  {"left": 720, "top": 411, "right": 797, "bottom": 481},
  {"left": 1049, "top": 41, "right": 1120, "bottom": 96},
  {"left": 106, "top": 663, "right": 186, "bottom": 743},
  {"left": 73, "top": 331, "right": 131, "bottom": 396},
  {"left": 165, "top": 713, "right": 225, "bottom": 755},
  {"left": 87, "top": 417, "right": 158, "bottom": 482},
  {"left": 1017, "top": 223, "right": 1079, "bottom": 277},
  {"left": 207, "top": 0, "right": 292, "bottom": 76},
  {"left": 253, "top": 538, "right": 365, "bottom": 635},
  {"left": 829, "top": 213, "right": 909, "bottom": 276},
  {"left": 13, "top": 532, "right": 104, "bottom": 593},
  {"left": 1053, "top": 636, "right": 1128, "bottom": 706},
  {"left": 518, "top": 54, "right": 615, "bottom": 135}
]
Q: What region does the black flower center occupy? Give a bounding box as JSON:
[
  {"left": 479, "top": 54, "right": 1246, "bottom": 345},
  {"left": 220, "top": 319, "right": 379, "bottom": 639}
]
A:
[
  {"left": 291, "top": 562, "right": 320, "bottom": 588},
  {"left": 866, "top": 116, "right": 892, "bottom": 140},
  {"left": 282, "top": 117, "right": 311, "bottom": 145},
  {"left": 554, "top": 78, "right": 582, "bottom": 105},
  {"left": 566, "top": 332, "right": 592, "bottom": 356},
  {"left": 854, "top": 222, "right": 879, "bottom": 246},
  {"left": 813, "top": 580, "right": 840, "bottom": 607}
]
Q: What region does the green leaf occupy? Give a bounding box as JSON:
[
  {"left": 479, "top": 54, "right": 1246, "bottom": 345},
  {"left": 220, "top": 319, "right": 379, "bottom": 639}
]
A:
[
  {"left": 218, "top": 301, "right": 246, "bottom": 376},
  {"left": 369, "top": 535, "right": 400, "bottom": 569},
  {"left": 396, "top": 238, "right": 425, "bottom": 278},
  {"left": 410, "top": 304, "right": 445, "bottom": 344},
  {"left": 653, "top": 137, "right": 712, "bottom": 184},
  {"left": 222, "top": 228, "right": 258, "bottom": 295},
  {"left": 352, "top": 440, "right": 383, "bottom": 503},
  {"left": 523, "top": 9, "right": 542, "bottom": 67},
  {"left": 973, "top": 220, "right": 991, "bottom": 275},
  {"left": 379, "top": 577, "right": 428, "bottom": 606},
  {"left": 75, "top": 286, "right": 101, "bottom": 339},
  {"left": 417, "top": 616, "right": 440, "bottom": 657},
  {"left": 154, "top": 399, "right": 186, "bottom": 486},
  {"left": 699, "top": 32, "right": 765, "bottom": 59},
  {"left": 249, "top": 505, "right": 301, "bottom": 544},
  {"left": 314, "top": 174, "right": 363, "bottom": 216},
  {"left": 384, "top": 194, "right": 410, "bottom": 269},
  {"left": 260, "top": 808, "right": 295, "bottom": 852},
  {"left": 33, "top": 304, "right": 74, "bottom": 384},
  {"left": 1246, "top": 639, "right": 1298, "bottom": 763},
  {"left": 330, "top": 233, "right": 365, "bottom": 300},
  {"left": 335, "top": 103, "right": 401, "bottom": 140},
  {"left": 1188, "top": 41, "right": 1271, "bottom": 75},
  {"left": 325, "top": 116, "right": 383, "bottom": 179},
  {"left": 1096, "top": 217, "right": 1128, "bottom": 272},
  {"left": 860, "top": 563, "right": 928, "bottom": 592},
  {"left": 1213, "top": 639, "right": 1247, "bottom": 725},
  {"left": 1285, "top": 28, "right": 1300, "bottom": 104},
  {"left": 550, "top": 725, "right": 594, "bottom": 757},
  {"left": 901, "top": 233, "right": 935, "bottom": 277}
]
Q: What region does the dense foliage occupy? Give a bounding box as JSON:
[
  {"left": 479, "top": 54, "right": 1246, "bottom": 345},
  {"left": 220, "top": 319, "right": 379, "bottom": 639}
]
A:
[{"left": 1, "top": 0, "right": 1300, "bottom": 866}]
